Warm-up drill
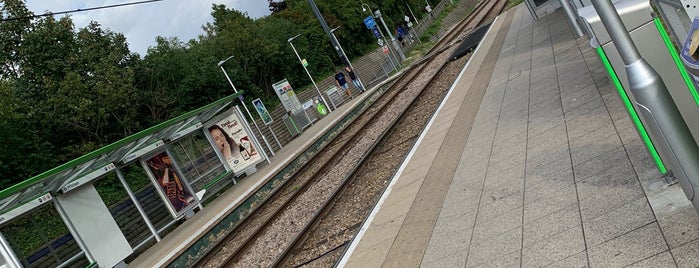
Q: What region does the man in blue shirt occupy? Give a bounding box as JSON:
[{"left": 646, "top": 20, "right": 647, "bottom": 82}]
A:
[{"left": 335, "top": 70, "right": 352, "bottom": 99}]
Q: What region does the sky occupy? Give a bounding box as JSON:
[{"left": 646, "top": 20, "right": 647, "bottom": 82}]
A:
[{"left": 25, "top": 0, "right": 271, "bottom": 55}]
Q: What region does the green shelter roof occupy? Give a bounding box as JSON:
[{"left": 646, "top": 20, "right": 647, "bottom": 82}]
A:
[{"left": 0, "top": 92, "right": 243, "bottom": 219}]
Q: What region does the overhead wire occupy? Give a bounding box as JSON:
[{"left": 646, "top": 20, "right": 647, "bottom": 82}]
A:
[{"left": 0, "top": 0, "right": 164, "bottom": 22}]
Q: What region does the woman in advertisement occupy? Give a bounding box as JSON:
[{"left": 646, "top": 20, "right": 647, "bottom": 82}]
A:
[
  {"left": 207, "top": 111, "right": 262, "bottom": 173},
  {"left": 146, "top": 152, "right": 194, "bottom": 213},
  {"left": 208, "top": 125, "right": 247, "bottom": 162}
]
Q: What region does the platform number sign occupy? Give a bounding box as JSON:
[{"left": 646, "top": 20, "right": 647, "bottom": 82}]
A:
[{"left": 363, "top": 16, "right": 376, "bottom": 29}]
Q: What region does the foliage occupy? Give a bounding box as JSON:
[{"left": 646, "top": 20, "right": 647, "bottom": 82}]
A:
[
  {"left": 506, "top": 0, "right": 525, "bottom": 9},
  {"left": 0, "top": 0, "right": 450, "bottom": 258},
  {"left": 1, "top": 205, "right": 68, "bottom": 258},
  {"left": 0, "top": 0, "right": 439, "bottom": 189}
]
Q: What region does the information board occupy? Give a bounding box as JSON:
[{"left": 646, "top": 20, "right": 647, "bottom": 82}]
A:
[
  {"left": 252, "top": 98, "right": 273, "bottom": 125},
  {"left": 272, "top": 79, "right": 303, "bottom": 113}
]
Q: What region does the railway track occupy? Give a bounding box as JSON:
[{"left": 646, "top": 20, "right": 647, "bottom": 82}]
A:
[
  {"left": 195, "top": 0, "right": 508, "bottom": 267},
  {"left": 274, "top": 1, "right": 508, "bottom": 267}
]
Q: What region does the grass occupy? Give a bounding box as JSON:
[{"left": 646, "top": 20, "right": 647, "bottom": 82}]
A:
[{"left": 506, "top": 0, "right": 525, "bottom": 10}]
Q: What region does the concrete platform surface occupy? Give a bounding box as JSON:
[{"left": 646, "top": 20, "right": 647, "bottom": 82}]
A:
[{"left": 340, "top": 3, "right": 699, "bottom": 268}]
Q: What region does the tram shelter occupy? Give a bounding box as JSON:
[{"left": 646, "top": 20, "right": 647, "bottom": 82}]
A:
[{"left": 0, "top": 92, "right": 269, "bottom": 267}]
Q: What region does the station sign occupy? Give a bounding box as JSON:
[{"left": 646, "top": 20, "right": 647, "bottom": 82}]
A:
[
  {"left": 372, "top": 27, "right": 381, "bottom": 39},
  {"left": 363, "top": 16, "right": 376, "bottom": 29},
  {"left": 0, "top": 193, "right": 52, "bottom": 225},
  {"left": 61, "top": 163, "right": 116, "bottom": 193},
  {"left": 122, "top": 140, "right": 165, "bottom": 163}
]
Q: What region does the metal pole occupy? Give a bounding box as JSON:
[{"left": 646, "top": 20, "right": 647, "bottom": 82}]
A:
[
  {"left": 268, "top": 125, "right": 282, "bottom": 149},
  {"left": 375, "top": 10, "right": 406, "bottom": 60},
  {"left": 405, "top": 1, "right": 419, "bottom": 25},
  {"left": 115, "top": 167, "right": 161, "bottom": 242},
  {"left": 559, "top": 0, "right": 584, "bottom": 37},
  {"left": 373, "top": 24, "right": 401, "bottom": 69},
  {"left": 590, "top": 0, "right": 641, "bottom": 64},
  {"left": 218, "top": 65, "right": 276, "bottom": 156},
  {"left": 307, "top": 0, "right": 344, "bottom": 60},
  {"left": 0, "top": 231, "right": 22, "bottom": 268},
  {"left": 410, "top": 26, "right": 422, "bottom": 45},
  {"left": 242, "top": 97, "right": 274, "bottom": 157},
  {"left": 287, "top": 37, "right": 333, "bottom": 112},
  {"left": 591, "top": 0, "right": 699, "bottom": 213}
]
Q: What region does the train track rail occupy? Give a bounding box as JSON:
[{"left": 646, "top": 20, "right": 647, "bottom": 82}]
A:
[
  {"left": 273, "top": 1, "right": 508, "bottom": 267},
  {"left": 195, "top": 1, "right": 508, "bottom": 267},
  {"left": 426, "top": 0, "right": 508, "bottom": 56}
]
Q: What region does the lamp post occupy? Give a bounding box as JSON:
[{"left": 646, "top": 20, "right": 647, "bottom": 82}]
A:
[
  {"left": 217, "top": 56, "right": 275, "bottom": 158},
  {"left": 367, "top": 6, "right": 406, "bottom": 61},
  {"left": 362, "top": 3, "right": 401, "bottom": 68},
  {"left": 330, "top": 26, "right": 365, "bottom": 91},
  {"left": 287, "top": 34, "right": 332, "bottom": 112},
  {"left": 404, "top": 1, "right": 419, "bottom": 25}
]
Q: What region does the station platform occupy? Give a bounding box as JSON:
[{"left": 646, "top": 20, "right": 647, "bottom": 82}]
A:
[
  {"left": 129, "top": 86, "right": 380, "bottom": 266},
  {"left": 340, "top": 3, "right": 699, "bottom": 268}
]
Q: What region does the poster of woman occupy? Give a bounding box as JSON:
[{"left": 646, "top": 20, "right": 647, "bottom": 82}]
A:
[
  {"left": 145, "top": 151, "right": 196, "bottom": 217},
  {"left": 207, "top": 108, "right": 262, "bottom": 174}
]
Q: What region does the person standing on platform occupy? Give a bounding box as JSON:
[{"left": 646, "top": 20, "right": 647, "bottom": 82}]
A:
[
  {"left": 345, "top": 66, "right": 364, "bottom": 93},
  {"left": 335, "top": 70, "right": 352, "bottom": 99}
]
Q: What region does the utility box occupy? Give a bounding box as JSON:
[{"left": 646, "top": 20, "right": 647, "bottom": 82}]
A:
[
  {"left": 282, "top": 114, "right": 301, "bottom": 138},
  {"left": 579, "top": 0, "right": 699, "bottom": 210}
]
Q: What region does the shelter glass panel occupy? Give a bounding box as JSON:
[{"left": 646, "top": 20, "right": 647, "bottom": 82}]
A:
[
  {"left": 169, "top": 133, "right": 227, "bottom": 194},
  {"left": 0, "top": 205, "right": 88, "bottom": 267},
  {"left": 124, "top": 165, "right": 178, "bottom": 238}
]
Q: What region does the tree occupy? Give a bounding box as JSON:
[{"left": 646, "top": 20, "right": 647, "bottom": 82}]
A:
[
  {"left": 0, "top": 0, "right": 33, "bottom": 79},
  {"left": 269, "top": 0, "right": 287, "bottom": 14},
  {"left": 0, "top": 1, "right": 142, "bottom": 182},
  {"left": 0, "top": 80, "right": 58, "bottom": 185}
]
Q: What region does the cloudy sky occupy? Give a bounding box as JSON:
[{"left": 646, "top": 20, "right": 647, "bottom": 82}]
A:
[{"left": 26, "top": 0, "right": 271, "bottom": 55}]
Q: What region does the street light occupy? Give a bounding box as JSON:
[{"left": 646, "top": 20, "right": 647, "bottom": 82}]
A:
[
  {"left": 404, "top": 1, "right": 419, "bottom": 25},
  {"left": 361, "top": 2, "right": 401, "bottom": 69},
  {"left": 361, "top": 3, "right": 406, "bottom": 61},
  {"left": 217, "top": 56, "right": 275, "bottom": 158},
  {"left": 361, "top": 2, "right": 371, "bottom": 12},
  {"left": 287, "top": 34, "right": 332, "bottom": 112},
  {"left": 330, "top": 26, "right": 365, "bottom": 91}
]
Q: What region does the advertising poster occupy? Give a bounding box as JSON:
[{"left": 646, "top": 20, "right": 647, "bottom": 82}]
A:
[
  {"left": 252, "top": 98, "right": 273, "bottom": 125},
  {"left": 206, "top": 109, "right": 263, "bottom": 174},
  {"left": 145, "top": 151, "right": 196, "bottom": 218},
  {"left": 272, "top": 79, "right": 303, "bottom": 113}
]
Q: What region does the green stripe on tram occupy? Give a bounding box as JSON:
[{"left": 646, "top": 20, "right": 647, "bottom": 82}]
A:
[
  {"left": 595, "top": 47, "right": 667, "bottom": 174},
  {"left": 654, "top": 17, "right": 699, "bottom": 108}
]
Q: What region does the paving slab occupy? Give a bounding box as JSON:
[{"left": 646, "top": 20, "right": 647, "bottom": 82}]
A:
[{"left": 339, "top": 2, "right": 699, "bottom": 268}]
